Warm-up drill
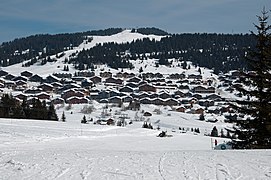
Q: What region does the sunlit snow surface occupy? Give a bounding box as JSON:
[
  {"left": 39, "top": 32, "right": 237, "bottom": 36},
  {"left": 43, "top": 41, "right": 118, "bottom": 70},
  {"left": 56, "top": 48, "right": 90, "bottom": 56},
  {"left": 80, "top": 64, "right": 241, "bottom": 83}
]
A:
[{"left": 0, "top": 116, "right": 271, "bottom": 180}]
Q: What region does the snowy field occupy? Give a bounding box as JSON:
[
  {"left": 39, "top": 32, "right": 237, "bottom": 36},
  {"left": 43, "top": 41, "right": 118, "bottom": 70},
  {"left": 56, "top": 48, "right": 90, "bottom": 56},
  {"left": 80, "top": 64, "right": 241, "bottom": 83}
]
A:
[{"left": 1, "top": 116, "right": 271, "bottom": 180}]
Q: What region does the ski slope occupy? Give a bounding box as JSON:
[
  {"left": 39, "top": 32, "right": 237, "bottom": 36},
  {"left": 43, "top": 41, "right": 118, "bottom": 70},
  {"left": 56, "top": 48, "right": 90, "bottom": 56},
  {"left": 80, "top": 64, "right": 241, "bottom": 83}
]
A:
[{"left": 0, "top": 117, "right": 271, "bottom": 180}]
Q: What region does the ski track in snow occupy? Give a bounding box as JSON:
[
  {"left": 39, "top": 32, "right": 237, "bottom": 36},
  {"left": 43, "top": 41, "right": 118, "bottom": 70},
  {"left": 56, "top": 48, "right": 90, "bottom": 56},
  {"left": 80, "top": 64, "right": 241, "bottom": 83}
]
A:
[
  {"left": 0, "top": 118, "right": 271, "bottom": 180},
  {"left": 1, "top": 148, "right": 271, "bottom": 180}
]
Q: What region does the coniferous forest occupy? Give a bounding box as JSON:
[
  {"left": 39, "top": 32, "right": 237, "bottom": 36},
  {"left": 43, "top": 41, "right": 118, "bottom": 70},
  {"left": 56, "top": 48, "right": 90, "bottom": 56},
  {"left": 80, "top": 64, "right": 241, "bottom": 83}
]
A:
[{"left": 0, "top": 94, "right": 58, "bottom": 121}]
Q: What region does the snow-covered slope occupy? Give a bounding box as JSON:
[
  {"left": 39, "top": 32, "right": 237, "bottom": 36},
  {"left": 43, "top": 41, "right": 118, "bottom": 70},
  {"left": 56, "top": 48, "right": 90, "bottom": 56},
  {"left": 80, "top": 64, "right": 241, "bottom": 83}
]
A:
[
  {"left": 0, "top": 117, "right": 270, "bottom": 180},
  {"left": 2, "top": 30, "right": 165, "bottom": 77}
]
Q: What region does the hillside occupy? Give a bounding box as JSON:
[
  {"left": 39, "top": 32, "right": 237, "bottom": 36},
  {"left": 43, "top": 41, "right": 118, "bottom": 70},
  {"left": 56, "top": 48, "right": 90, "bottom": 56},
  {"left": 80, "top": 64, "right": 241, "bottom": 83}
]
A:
[{"left": 0, "top": 28, "right": 255, "bottom": 73}]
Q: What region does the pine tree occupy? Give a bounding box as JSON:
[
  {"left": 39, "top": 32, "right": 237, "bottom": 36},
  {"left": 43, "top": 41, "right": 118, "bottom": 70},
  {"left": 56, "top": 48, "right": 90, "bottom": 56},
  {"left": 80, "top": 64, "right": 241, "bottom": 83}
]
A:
[
  {"left": 211, "top": 126, "right": 218, "bottom": 137},
  {"left": 142, "top": 122, "right": 148, "bottom": 128},
  {"left": 198, "top": 67, "right": 202, "bottom": 74},
  {"left": 148, "top": 123, "right": 153, "bottom": 129},
  {"left": 47, "top": 103, "right": 58, "bottom": 121},
  {"left": 61, "top": 112, "right": 66, "bottom": 122},
  {"left": 81, "top": 115, "right": 87, "bottom": 124},
  {"left": 220, "top": 129, "right": 226, "bottom": 138},
  {"left": 232, "top": 9, "right": 271, "bottom": 149},
  {"left": 182, "top": 60, "right": 187, "bottom": 69},
  {"left": 199, "top": 113, "right": 205, "bottom": 120}
]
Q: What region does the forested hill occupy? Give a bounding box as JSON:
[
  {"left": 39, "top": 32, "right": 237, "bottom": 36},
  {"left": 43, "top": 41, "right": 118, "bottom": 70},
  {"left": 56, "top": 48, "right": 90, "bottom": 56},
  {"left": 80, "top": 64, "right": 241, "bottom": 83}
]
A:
[
  {"left": 0, "top": 28, "right": 123, "bottom": 66},
  {"left": 0, "top": 27, "right": 255, "bottom": 74}
]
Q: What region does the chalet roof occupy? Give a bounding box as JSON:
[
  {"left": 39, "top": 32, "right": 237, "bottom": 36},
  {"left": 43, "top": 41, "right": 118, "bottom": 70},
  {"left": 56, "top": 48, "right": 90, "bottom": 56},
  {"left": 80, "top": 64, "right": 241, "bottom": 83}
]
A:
[
  {"left": 46, "top": 74, "right": 60, "bottom": 81},
  {"left": 140, "top": 97, "right": 151, "bottom": 101},
  {"left": 208, "top": 106, "right": 219, "bottom": 111},
  {"left": 99, "top": 99, "right": 109, "bottom": 103},
  {"left": 127, "top": 76, "right": 141, "bottom": 83},
  {"left": 123, "top": 96, "right": 133, "bottom": 99},
  {"left": 12, "top": 76, "right": 28, "bottom": 82},
  {"left": 66, "top": 96, "right": 88, "bottom": 101},
  {"left": 30, "top": 74, "right": 43, "bottom": 78},
  {"left": 191, "top": 104, "right": 204, "bottom": 110},
  {"left": 158, "top": 91, "right": 171, "bottom": 95},
  {"left": 40, "top": 83, "right": 54, "bottom": 88},
  {"left": 52, "top": 97, "right": 64, "bottom": 101},
  {"left": 105, "top": 77, "right": 123, "bottom": 83},
  {"left": 4, "top": 74, "right": 16, "bottom": 80},
  {"left": 119, "top": 86, "right": 134, "bottom": 92},
  {"left": 138, "top": 83, "right": 155, "bottom": 88},
  {"left": 24, "top": 87, "right": 42, "bottom": 94},
  {"left": 64, "top": 83, "right": 81, "bottom": 89},
  {"left": 108, "top": 96, "right": 121, "bottom": 99},
  {"left": 14, "top": 93, "right": 28, "bottom": 98},
  {"left": 21, "top": 71, "right": 33, "bottom": 77},
  {"left": 125, "top": 82, "right": 138, "bottom": 88},
  {"left": 52, "top": 82, "right": 63, "bottom": 87},
  {"left": 164, "top": 98, "right": 179, "bottom": 102},
  {"left": 90, "top": 75, "right": 102, "bottom": 79},
  {"left": 0, "top": 70, "right": 8, "bottom": 76},
  {"left": 62, "top": 88, "right": 85, "bottom": 96},
  {"left": 4, "top": 81, "right": 16, "bottom": 85},
  {"left": 138, "top": 80, "right": 148, "bottom": 86},
  {"left": 36, "top": 92, "right": 50, "bottom": 98}
]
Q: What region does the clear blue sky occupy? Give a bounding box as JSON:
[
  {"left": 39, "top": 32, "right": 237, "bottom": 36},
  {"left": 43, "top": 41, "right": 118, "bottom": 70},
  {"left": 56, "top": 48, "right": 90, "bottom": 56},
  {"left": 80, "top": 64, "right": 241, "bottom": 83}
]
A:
[{"left": 0, "top": 0, "right": 270, "bottom": 43}]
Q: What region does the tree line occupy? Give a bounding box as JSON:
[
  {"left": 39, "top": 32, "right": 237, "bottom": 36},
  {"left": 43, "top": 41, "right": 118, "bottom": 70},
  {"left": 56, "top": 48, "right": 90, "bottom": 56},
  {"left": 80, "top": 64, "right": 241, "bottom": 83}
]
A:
[
  {"left": 0, "top": 94, "right": 58, "bottom": 121},
  {"left": 69, "top": 33, "right": 256, "bottom": 73}
]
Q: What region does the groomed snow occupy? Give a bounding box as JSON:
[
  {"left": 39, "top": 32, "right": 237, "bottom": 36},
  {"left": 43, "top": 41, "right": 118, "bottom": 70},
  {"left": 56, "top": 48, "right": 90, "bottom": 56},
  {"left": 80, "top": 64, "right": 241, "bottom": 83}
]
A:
[{"left": 0, "top": 115, "right": 271, "bottom": 180}]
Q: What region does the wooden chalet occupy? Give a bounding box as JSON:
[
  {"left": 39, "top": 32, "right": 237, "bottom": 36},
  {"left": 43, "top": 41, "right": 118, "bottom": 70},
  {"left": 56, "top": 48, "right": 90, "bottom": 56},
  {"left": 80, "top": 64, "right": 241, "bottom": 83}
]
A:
[
  {"left": 45, "top": 75, "right": 60, "bottom": 83},
  {"left": 176, "top": 106, "right": 186, "bottom": 112},
  {"left": 39, "top": 83, "right": 54, "bottom": 92},
  {"left": 89, "top": 76, "right": 102, "bottom": 84},
  {"left": 193, "top": 86, "right": 215, "bottom": 94},
  {"left": 127, "top": 76, "right": 141, "bottom": 83},
  {"left": 164, "top": 98, "right": 179, "bottom": 106},
  {"left": 29, "top": 74, "right": 43, "bottom": 83},
  {"left": 52, "top": 97, "right": 65, "bottom": 104},
  {"left": 105, "top": 77, "right": 123, "bottom": 85},
  {"left": 36, "top": 92, "right": 51, "bottom": 100},
  {"left": 61, "top": 89, "right": 84, "bottom": 100},
  {"left": 139, "top": 84, "right": 156, "bottom": 92},
  {"left": 100, "top": 71, "right": 112, "bottom": 78},
  {"left": 66, "top": 97, "right": 88, "bottom": 104},
  {"left": 119, "top": 86, "right": 134, "bottom": 93},
  {"left": 108, "top": 96, "right": 122, "bottom": 104}
]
